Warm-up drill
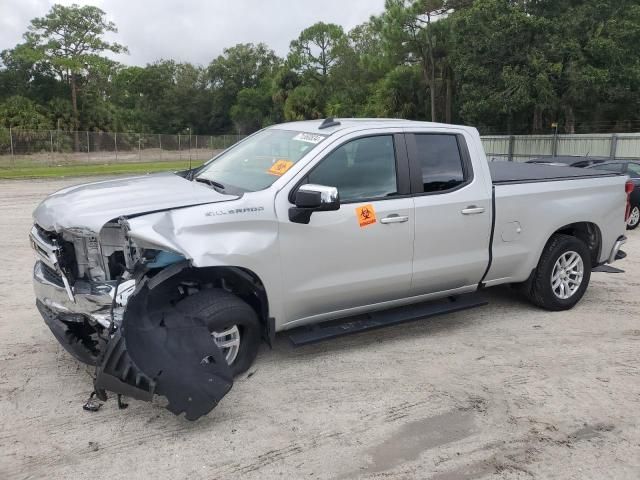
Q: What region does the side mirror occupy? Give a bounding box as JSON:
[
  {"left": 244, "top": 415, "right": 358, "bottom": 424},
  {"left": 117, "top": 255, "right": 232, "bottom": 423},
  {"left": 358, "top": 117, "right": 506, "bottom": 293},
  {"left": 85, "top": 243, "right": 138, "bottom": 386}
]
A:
[{"left": 289, "top": 184, "right": 340, "bottom": 224}]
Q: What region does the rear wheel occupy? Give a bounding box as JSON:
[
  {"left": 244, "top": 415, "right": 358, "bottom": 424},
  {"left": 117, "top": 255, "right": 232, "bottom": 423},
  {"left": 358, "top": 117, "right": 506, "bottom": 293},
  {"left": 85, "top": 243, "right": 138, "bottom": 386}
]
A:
[
  {"left": 177, "top": 289, "right": 261, "bottom": 376},
  {"left": 627, "top": 205, "right": 640, "bottom": 230},
  {"left": 522, "top": 234, "right": 592, "bottom": 311}
]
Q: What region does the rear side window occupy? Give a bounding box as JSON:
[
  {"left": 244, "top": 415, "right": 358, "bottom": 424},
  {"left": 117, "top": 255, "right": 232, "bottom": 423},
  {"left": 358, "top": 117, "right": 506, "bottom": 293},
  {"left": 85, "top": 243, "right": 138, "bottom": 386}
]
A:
[
  {"left": 626, "top": 163, "right": 640, "bottom": 178},
  {"left": 591, "top": 163, "right": 625, "bottom": 173},
  {"left": 414, "top": 134, "right": 466, "bottom": 193}
]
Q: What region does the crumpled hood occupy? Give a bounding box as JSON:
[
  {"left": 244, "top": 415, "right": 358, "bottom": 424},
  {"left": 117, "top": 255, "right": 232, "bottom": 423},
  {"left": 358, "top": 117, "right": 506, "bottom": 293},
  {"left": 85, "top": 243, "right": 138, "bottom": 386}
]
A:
[{"left": 33, "top": 172, "right": 238, "bottom": 233}]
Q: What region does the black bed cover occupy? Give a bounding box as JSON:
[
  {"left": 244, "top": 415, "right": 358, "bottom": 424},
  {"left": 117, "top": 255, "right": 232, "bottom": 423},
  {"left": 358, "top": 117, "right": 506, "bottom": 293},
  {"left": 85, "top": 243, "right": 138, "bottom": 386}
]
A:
[{"left": 489, "top": 161, "right": 622, "bottom": 185}]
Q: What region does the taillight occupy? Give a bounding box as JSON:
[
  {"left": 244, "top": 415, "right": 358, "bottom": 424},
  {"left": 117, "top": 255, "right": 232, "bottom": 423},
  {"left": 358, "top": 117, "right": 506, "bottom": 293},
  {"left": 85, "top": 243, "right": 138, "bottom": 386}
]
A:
[{"left": 625, "top": 180, "right": 634, "bottom": 221}]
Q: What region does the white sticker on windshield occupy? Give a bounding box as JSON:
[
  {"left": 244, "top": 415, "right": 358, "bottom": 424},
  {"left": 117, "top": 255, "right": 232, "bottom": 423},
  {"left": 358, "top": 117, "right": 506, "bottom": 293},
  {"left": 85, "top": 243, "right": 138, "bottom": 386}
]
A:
[{"left": 293, "top": 132, "right": 326, "bottom": 144}]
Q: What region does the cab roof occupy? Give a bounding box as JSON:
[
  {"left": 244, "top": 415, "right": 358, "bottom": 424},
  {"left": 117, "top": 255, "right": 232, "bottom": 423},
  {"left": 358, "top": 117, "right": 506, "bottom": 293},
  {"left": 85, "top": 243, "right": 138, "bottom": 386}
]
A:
[{"left": 269, "top": 118, "right": 474, "bottom": 135}]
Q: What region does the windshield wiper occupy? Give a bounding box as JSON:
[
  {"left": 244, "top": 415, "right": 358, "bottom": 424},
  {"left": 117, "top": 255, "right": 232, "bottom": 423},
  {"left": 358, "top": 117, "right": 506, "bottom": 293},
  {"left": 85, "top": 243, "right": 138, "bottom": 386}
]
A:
[{"left": 195, "top": 177, "right": 226, "bottom": 192}]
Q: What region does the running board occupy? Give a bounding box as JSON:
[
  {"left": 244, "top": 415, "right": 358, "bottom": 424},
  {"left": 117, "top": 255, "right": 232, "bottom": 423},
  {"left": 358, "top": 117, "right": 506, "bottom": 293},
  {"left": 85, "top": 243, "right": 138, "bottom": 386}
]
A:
[{"left": 288, "top": 293, "right": 488, "bottom": 347}]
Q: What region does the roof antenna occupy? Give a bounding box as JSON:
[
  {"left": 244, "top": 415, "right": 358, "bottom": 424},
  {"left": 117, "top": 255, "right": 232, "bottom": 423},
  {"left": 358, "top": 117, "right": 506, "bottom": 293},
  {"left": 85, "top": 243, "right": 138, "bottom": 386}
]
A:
[{"left": 319, "top": 117, "right": 341, "bottom": 130}]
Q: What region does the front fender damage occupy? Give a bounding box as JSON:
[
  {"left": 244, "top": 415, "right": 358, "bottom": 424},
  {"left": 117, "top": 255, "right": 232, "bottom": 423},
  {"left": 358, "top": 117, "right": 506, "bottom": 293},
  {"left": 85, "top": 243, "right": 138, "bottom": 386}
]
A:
[{"left": 93, "top": 269, "right": 233, "bottom": 421}]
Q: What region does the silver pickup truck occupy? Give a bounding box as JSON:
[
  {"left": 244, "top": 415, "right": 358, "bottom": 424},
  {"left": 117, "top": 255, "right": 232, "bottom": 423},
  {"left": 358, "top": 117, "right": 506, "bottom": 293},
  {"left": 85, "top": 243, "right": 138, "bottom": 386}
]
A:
[{"left": 30, "top": 119, "right": 632, "bottom": 419}]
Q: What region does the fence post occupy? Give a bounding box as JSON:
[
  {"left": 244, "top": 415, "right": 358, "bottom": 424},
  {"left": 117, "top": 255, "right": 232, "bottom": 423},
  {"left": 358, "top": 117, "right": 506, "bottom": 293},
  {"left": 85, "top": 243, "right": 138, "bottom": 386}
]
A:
[
  {"left": 50, "top": 130, "right": 54, "bottom": 165},
  {"left": 9, "top": 126, "right": 14, "bottom": 164},
  {"left": 86, "top": 131, "right": 90, "bottom": 163},
  {"left": 195, "top": 135, "right": 198, "bottom": 162},
  {"left": 114, "top": 132, "right": 118, "bottom": 162},
  {"left": 158, "top": 133, "right": 162, "bottom": 162},
  {"left": 610, "top": 134, "right": 618, "bottom": 160},
  {"left": 138, "top": 134, "right": 142, "bottom": 162},
  {"left": 508, "top": 135, "right": 515, "bottom": 162},
  {"left": 178, "top": 134, "right": 181, "bottom": 162}
]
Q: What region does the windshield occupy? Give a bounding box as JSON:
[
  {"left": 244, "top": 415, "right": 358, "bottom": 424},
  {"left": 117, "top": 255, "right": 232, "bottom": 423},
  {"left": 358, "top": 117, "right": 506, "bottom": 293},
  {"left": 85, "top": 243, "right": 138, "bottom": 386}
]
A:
[{"left": 195, "top": 129, "right": 328, "bottom": 192}]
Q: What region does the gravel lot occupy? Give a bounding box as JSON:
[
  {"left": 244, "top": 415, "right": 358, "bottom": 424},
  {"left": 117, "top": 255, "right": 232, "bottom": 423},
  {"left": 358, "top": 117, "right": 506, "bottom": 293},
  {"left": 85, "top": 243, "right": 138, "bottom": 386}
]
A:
[{"left": 1, "top": 177, "right": 639, "bottom": 480}]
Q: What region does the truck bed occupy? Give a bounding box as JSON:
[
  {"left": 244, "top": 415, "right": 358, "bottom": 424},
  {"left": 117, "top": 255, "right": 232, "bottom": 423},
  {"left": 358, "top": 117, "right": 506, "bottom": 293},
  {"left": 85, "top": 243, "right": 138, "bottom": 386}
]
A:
[{"left": 489, "top": 161, "right": 621, "bottom": 185}]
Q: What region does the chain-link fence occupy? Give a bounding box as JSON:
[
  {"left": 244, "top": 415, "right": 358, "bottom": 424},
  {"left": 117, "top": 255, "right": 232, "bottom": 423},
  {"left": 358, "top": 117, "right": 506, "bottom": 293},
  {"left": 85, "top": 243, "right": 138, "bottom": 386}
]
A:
[
  {"left": 2, "top": 128, "right": 639, "bottom": 169},
  {"left": 0, "top": 128, "right": 247, "bottom": 168},
  {"left": 482, "top": 133, "right": 640, "bottom": 162}
]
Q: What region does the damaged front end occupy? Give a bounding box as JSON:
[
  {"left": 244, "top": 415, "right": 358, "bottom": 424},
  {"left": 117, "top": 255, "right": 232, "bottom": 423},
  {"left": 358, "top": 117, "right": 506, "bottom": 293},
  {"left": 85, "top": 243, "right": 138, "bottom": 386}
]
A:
[{"left": 31, "top": 221, "right": 234, "bottom": 420}]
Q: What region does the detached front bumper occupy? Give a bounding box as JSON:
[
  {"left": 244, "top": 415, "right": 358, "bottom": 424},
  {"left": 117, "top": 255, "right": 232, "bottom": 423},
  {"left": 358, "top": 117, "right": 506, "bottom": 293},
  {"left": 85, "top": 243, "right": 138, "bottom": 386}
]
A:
[
  {"left": 33, "top": 261, "right": 118, "bottom": 365},
  {"left": 33, "top": 261, "right": 121, "bottom": 328}
]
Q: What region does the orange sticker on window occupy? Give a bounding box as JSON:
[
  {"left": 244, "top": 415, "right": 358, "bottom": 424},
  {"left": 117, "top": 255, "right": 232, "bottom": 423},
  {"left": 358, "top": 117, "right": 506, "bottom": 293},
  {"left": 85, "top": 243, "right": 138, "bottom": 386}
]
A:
[
  {"left": 268, "top": 160, "right": 294, "bottom": 176},
  {"left": 356, "top": 204, "right": 377, "bottom": 228}
]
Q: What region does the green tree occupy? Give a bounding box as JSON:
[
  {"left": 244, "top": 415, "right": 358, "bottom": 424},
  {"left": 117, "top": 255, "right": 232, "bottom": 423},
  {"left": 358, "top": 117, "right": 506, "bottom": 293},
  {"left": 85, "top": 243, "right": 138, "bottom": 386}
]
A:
[
  {"left": 377, "top": 0, "right": 458, "bottom": 121},
  {"left": 367, "top": 65, "right": 426, "bottom": 118},
  {"left": 326, "top": 22, "right": 391, "bottom": 117},
  {"left": 230, "top": 85, "right": 273, "bottom": 133},
  {"left": 16, "top": 4, "right": 127, "bottom": 145},
  {"left": 450, "top": 0, "right": 543, "bottom": 133},
  {"left": 284, "top": 85, "right": 324, "bottom": 121},
  {"left": 0, "top": 95, "right": 52, "bottom": 129},
  {"left": 289, "top": 22, "right": 346, "bottom": 83},
  {"left": 208, "top": 43, "right": 280, "bottom": 132},
  {"left": 528, "top": 0, "right": 640, "bottom": 133}
]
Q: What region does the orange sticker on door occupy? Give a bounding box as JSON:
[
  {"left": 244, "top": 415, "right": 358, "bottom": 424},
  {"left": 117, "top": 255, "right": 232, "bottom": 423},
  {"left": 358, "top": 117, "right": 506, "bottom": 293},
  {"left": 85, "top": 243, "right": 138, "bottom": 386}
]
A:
[
  {"left": 268, "top": 160, "right": 294, "bottom": 176},
  {"left": 356, "top": 204, "right": 377, "bottom": 228}
]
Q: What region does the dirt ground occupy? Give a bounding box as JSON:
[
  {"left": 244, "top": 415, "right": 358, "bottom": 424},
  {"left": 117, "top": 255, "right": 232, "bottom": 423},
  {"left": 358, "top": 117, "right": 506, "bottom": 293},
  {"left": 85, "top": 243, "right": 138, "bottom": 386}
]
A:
[{"left": 1, "top": 177, "right": 639, "bottom": 480}]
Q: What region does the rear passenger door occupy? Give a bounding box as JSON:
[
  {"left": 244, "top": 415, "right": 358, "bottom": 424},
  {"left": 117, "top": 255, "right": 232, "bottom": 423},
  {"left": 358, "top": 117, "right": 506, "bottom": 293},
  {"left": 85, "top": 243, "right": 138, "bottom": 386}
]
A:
[{"left": 407, "top": 131, "right": 492, "bottom": 295}]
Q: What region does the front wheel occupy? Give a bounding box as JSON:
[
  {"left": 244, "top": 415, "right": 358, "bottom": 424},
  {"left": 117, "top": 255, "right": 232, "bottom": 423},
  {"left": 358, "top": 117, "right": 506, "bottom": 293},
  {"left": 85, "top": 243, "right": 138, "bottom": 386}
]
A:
[
  {"left": 176, "top": 289, "right": 261, "bottom": 376},
  {"left": 522, "top": 234, "right": 592, "bottom": 311},
  {"left": 627, "top": 205, "right": 640, "bottom": 230}
]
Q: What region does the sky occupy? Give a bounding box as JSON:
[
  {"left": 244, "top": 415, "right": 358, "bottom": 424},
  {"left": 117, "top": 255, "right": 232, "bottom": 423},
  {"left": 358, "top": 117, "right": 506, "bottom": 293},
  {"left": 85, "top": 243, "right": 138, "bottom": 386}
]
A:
[{"left": 0, "top": 0, "right": 387, "bottom": 66}]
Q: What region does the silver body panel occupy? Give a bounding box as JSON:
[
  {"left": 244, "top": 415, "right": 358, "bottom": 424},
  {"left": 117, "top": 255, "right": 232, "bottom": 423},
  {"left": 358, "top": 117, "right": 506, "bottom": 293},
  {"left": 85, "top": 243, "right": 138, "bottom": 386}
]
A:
[
  {"left": 32, "top": 120, "right": 629, "bottom": 333},
  {"left": 32, "top": 172, "right": 236, "bottom": 233},
  {"left": 485, "top": 175, "right": 627, "bottom": 286}
]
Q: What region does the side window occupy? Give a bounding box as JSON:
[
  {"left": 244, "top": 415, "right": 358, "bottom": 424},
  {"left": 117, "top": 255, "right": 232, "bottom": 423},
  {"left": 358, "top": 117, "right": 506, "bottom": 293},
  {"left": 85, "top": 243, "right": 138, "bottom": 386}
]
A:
[
  {"left": 591, "top": 163, "right": 624, "bottom": 173},
  {"left": 626, "top": 163, "right": 640, "bottom": 178},
  {"left": 307, "top": 136, "right": 398, "bottom": 203},
  {"left": 414, "top": 134, "right": 467, "bottom": 193}
]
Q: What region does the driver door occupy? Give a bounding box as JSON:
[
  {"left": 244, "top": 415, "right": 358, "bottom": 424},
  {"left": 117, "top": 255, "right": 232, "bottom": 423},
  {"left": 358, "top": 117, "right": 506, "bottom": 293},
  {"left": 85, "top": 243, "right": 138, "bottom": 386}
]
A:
[{"left": 275, "top": 133, "right": 415, "bottom": 327}]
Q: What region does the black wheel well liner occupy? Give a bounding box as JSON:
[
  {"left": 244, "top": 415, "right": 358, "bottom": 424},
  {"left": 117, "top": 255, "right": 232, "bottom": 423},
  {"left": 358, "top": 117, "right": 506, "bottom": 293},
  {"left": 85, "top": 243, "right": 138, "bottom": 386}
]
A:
[
  {"left": 145, "top": 264, "right": 274, "bottom": 346},
  {"left": 551, "top": 222, "right": 602, "bottom": 265}
]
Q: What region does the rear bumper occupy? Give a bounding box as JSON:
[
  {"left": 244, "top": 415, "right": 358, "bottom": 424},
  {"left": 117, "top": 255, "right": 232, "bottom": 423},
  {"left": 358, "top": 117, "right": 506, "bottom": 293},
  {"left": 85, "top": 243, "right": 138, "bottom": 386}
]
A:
[{"left": 608, "top": 236, "right": 627, "bottom": 264}]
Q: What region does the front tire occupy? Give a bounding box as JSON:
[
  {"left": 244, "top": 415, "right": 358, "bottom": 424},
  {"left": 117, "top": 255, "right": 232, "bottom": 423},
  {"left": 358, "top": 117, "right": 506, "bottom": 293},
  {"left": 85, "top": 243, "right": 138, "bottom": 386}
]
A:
[
  {"left": 627, "top": 205, "right": 640, "bottom": 230},
  {"left": 177, "top": 289, "right": 261, "bottom": 376},
  {"left": 522, "top": 234, "right": 591, "bottom": 311}
]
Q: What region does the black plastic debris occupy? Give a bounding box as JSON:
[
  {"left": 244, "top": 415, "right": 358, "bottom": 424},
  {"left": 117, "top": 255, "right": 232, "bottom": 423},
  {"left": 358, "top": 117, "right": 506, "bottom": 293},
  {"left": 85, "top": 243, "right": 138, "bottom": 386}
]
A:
[{"left": 94, "top": 276, "right": 233, "bottom": 420}]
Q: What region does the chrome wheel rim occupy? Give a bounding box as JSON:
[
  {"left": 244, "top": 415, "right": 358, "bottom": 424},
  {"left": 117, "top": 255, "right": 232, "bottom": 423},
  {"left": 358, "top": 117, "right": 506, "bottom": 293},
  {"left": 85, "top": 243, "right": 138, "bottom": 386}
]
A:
[
  {"left": 629, "top": 206, "right": 640, "bottom": 227},
  {"left": 212, "top": 325, "right": 241, "bottom": 365},
  {"left": 551, "top": 251, "right": 584, "bottom": 300}
]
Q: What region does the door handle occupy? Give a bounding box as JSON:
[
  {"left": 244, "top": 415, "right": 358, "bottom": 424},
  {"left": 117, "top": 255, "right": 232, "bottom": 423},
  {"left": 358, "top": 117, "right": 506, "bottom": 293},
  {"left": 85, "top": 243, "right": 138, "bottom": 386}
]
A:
[
  {"left": 380, "top": 214, "right": 409, "bottom": 224},
  {"left": 461, "top": 206, "right": 485, "bottom": 215}
]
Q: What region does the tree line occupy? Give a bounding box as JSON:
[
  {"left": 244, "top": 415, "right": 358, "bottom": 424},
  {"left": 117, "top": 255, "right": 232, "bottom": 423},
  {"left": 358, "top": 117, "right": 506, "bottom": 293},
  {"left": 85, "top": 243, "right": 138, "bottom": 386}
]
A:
[{"left": 1, "top": 0, "right": 639, "bottom": 139}]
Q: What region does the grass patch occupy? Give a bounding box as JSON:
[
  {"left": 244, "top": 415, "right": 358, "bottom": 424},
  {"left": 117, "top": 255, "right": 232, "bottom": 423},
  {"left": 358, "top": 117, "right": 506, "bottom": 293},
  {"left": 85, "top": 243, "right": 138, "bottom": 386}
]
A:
[{"left": 0, "top": 160, "right": 205, "bottom": 179}]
